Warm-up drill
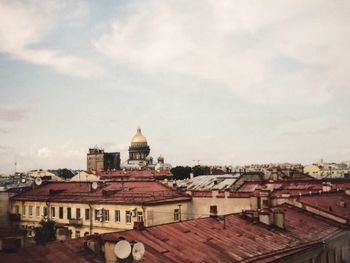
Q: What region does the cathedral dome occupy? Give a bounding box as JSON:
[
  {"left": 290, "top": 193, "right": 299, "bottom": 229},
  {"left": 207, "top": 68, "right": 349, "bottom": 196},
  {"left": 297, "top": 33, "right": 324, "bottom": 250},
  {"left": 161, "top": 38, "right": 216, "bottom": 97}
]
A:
[{"left": 131, "top": 127, "right": 148, "bottom": 146}]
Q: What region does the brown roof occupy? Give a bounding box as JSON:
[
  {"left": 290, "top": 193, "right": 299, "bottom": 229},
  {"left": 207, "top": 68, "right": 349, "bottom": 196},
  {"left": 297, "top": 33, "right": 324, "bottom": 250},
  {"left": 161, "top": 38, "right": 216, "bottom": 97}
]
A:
[
  {"left": 99, "top": 169, "right": 172, "bottom": 179},
  {"left": 11, "top": 181, "right": 191, "bottom": 205},
  {"left": 298, "top": 192, "right": 350, "bottom": 221},
  {"left": 100, "top": 205, "right": 345, "bottom": 262},
  {"left": 0, "top": 238, "right": 102, "bottom": 263},
  {"left": 0, "top": 227, "right": 26, "bottom": 239},
  {"left": 237, "top": 179, "right": 350, "bottom": 196}
]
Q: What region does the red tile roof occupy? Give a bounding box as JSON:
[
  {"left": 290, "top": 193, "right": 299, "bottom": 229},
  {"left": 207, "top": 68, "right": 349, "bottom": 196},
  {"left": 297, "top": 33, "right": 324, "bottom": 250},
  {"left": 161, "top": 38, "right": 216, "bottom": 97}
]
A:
[
  {"left": 11, "top": 181, "right": 191, "bottom": 205},
  {"left": 298, "top": 192, "right": 350, "bottom": 221},
  {"left": 98, "top": 169, "right": 172, "bottom": 179},
  {"left": 100, "top": 205, "right": 344, "bottom": 262},
  {"left": 237, "top": 179, "right": 350, "bottom": 197},
  {"left": 0, "top": 238, "right": 102, "bottom": 263}
]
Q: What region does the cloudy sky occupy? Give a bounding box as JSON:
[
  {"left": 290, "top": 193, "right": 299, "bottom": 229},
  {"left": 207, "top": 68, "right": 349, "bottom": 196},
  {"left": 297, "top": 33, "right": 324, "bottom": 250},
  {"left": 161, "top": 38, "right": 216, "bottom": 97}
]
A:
[{"left": 1, "top": 0, "right": 350, "bottom": 174}]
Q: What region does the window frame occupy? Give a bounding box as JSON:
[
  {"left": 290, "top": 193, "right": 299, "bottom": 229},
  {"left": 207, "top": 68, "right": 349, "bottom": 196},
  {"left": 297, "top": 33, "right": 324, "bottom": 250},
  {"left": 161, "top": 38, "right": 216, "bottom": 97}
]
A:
[{"left": 115, "top": 210, "right": 121, "bottom": 223}]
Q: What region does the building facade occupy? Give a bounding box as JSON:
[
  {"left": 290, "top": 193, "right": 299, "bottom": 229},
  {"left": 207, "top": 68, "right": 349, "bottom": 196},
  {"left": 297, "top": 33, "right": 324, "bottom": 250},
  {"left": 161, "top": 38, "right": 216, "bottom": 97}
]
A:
[
  {"left": 87, "top": 148, "right": 120, "bottom": 173},
  {"left": 9, "top": 181, "right": 191, "bottom": 239}
]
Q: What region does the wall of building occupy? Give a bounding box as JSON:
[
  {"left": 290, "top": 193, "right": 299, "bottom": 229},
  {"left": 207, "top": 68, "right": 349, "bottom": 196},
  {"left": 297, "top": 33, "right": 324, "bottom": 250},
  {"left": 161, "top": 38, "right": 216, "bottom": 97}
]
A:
[
  {"left": 144, "top": 201, "right": 192, "bottom": 226},
  {"left": 0, "top": 192, "right": 12, "bottom": 225},
  {"left": 10, "top": 200, "right": 191, "bottom": 238},
  {"left": 190, "top": 192, "right": 252, "bottom": 218}
]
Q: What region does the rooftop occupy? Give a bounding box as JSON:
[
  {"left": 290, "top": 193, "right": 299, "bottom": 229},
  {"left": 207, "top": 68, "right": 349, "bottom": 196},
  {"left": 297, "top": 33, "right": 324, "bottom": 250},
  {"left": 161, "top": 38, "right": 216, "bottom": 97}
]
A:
[
  {"left": 0, "top": 238, "right": 101, "bottom": 263},
  {"left": 98, "top": 169, "right": 172, "bottom": 179},
  {"left": 11, "top": 181, "right": 191, "bottom": 205},
  {"left": 100, "top": 205, "right": 345, "bottom": 262},
  {"left": 298, "top": 192, "right": 350, "bottom": 221}
]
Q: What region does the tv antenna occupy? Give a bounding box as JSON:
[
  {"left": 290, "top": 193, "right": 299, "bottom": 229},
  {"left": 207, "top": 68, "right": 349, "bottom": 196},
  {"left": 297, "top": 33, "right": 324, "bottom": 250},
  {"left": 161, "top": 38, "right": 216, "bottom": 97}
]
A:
[
  {"left": 132, "top": 242, "right": 145, "bottom": 261},
  {"left": 114, "top": 240, "right": 132, "bottom": 259},
  {"left": 192, "top": 160, "right": 200, "bottom": 166}
]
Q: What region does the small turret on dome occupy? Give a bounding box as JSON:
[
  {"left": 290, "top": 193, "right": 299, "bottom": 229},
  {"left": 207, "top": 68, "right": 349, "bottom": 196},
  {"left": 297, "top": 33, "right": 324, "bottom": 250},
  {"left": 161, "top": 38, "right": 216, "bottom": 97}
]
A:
[{"left": 157, "top": 155, "right": 164, "bottom": 164}]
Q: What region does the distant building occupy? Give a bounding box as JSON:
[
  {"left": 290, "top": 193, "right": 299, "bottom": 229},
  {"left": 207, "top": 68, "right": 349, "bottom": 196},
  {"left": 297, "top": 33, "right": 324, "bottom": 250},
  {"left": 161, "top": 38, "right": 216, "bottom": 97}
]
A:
[
  {"left": 123, "top": 127, "right": 171, "bottom": 170},
  {"left": 304, "top": 160, "right": 350, "bottom": 179},
  {"left": 87, "top": 148, "right": 120, "bottom": 173}
]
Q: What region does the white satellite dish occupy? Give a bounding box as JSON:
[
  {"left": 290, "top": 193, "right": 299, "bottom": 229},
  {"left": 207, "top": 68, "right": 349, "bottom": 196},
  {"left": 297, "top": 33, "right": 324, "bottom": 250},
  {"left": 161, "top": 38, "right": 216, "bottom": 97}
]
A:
[
  {"left": 114, "top": 240, "right": 131, "bottom": 259},
  {"left": 21, "top": 178, "right": 26, "bottom": 183},
  {"left": 35, "top": 177, "right": 42, "bottom": 186},
  {"left": 91, "top": 182, "right": 98, "bottom": 190},
  {"left": 132, "top": 242, "right": 145, "bottom": 261}
]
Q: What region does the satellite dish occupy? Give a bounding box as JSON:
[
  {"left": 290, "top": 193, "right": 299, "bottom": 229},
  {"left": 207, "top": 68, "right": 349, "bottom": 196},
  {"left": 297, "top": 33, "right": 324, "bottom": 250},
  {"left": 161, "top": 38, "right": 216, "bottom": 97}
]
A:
[
  {"left": 21, "top": 178, "right": 26, "bottom": 183},
  {"left": 132, "top": 242, "right": 145, "bottom": 260},
  {"left": 114, "top": 240, "right": 131, "bottom": 259},
  {"left": 91, "top": 182, "right": 98, "bottom": 190},
  {"left": 35, "top": 177, "right": 42, "bottom": 186}
]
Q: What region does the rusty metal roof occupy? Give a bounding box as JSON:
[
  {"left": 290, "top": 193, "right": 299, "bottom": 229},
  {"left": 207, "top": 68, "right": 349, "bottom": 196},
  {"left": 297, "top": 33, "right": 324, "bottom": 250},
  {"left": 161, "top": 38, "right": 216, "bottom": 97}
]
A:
[
  {"left": 11, "top": 181, "right": 191, "bottom": 205},
  {"left": 100, "top": 205, "right": 345, "bottom": 262},
  {"left": 298, "top": 192, "right": 350, "bottom": 221},
  {"left": 0, "top": 238, "right": 102, "bottom": 263},
  {"left": 99, "top": 169, "right": 172, "bottom": 179}
]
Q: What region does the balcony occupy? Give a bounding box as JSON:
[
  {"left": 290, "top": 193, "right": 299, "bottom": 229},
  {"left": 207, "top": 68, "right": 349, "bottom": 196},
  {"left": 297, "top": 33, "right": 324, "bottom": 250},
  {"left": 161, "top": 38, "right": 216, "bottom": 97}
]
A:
[
  {"left": 8, "top": 213, "right": 21, "bottom": 222},
  {"left": 68, "top": 218, "right": 83, "bottom": 227}
]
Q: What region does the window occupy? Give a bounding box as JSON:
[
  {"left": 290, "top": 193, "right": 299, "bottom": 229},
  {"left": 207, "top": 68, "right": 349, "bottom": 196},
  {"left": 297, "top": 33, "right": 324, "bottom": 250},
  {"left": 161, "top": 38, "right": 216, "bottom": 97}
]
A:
[
  {"left": 67, "top": 208, "right": 71, "bottom": 219},
  {"left": 102, "top": 209, "right": 109, "bottom": 222},
  {"left": 137, "top": 212, "right": 144, "bottom": 222},
  {"left": 85, "top": 209, "right": 90, "bottom": 220},
  {"left": 84, "top": 232, "right": 89, "bottom": 237},
  {"left": 174, "top": 209, "right": 180, "bottom": 222},
  {"left": 59, "top": 207, "right": 64, "bottom": 219},
  {"left": 126, "top": 211, "right": 132, "bottom": 224},
  {"left": 75, "top": 231, "right": 80, "bottom": 238},
  {"left": 29, "top": 206, "right": 33, "bottom": 217},
  {"left": 43, "top": 207, "right": 48, "bottom": 217},
  {"left": 51, "top": 207, "right": 55, "bottom": 218},
  {"left": 76, "top": 208, "right": 81, "bottom": 219},
  {"left": 15, "top": 205, "right": 19, "bottom": 214},
  {"left": 115, "top": 210, "right": 120, "bottom": 223},
  {"left": 95, "top": 209, "right": 101, "bottom": 221},
  {"left": 262, "top": 199, "right": 269, "bottom": 207},
  {"left": 36, "top": 206, "right": 40, "bottom": 217},
  {"left": 22, "top": 206, "right": 26, "bottom": 216}
]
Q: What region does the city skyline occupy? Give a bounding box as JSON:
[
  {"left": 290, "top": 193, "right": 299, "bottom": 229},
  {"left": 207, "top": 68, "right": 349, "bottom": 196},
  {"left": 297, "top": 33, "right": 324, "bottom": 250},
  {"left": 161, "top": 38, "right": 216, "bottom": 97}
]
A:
[{"left": 1, "top": 0, "right": 350, "bottom": 174}]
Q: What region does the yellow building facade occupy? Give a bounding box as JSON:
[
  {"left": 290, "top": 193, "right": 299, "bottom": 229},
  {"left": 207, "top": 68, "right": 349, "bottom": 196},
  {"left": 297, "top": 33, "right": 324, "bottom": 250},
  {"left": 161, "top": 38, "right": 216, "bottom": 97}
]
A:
[{"left": 10, "top": 181, "right": 191, "bottom": 238}]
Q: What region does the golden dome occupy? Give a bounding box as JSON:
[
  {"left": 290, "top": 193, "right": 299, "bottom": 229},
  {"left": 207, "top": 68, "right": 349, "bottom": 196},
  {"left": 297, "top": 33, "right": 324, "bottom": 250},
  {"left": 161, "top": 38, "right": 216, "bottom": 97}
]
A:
[{"left": 131, "top": 127, "right": 148, "bottom": 145}]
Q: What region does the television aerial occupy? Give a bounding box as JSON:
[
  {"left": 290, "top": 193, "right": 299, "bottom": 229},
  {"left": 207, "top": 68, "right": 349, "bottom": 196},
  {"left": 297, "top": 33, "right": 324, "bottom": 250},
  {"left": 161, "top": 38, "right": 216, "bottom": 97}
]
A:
[
  {"left": 35, "top": 177, "right": 42, "bottom": 186},
  {"left": 91, "top": 181, "right": 98, "bottom": 190},
  {"left": 132, "top": 242, "right": 145, "bottom": 261},
  {"left": 114, "top": 240, "right": 131, "bottom": 259}
]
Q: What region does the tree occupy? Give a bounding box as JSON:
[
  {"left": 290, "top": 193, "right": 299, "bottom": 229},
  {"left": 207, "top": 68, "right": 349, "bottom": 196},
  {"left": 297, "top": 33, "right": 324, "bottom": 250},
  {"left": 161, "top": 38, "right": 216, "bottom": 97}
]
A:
[
  {"left": 34, "top": 218, "right": 56, "bottom": 245},
  {"left": 171, "top": 166, "right": 192, "bottom": 180}
]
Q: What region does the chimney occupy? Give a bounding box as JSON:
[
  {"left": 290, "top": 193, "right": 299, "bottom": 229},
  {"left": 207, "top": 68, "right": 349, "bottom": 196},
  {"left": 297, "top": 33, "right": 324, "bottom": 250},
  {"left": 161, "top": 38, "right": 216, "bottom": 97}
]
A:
[
  {"left": 273, "top": 210, "right": 285, "bottom": 229},
  {"left": 258, "top": 210, "right": 273, "bottom": 226},
  {"left": 322, "top": 182, "right": 332, "bottom": 192},
  {"left": 210, "top": 205, "right": 218, "bottom": 218},
  {"left": 133, "top": 221, "right": 145, "bottom": 231}
]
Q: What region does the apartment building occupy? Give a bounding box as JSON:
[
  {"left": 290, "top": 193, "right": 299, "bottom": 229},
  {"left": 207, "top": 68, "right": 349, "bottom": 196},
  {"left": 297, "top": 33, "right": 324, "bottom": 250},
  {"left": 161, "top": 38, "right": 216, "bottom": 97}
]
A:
[{"left": 9, "top": 180, "right": 191, "bottom": 238}]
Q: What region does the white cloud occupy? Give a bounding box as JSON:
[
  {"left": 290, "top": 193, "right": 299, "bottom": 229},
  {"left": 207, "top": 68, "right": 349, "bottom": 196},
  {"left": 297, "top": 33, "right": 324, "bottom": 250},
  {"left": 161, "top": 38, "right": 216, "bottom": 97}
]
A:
[
  {"left": 94, "top": 0, "right": 350, "bottom": 104},
  {"left": 0, "top": 0, "right": 102, "bottom": 77}
]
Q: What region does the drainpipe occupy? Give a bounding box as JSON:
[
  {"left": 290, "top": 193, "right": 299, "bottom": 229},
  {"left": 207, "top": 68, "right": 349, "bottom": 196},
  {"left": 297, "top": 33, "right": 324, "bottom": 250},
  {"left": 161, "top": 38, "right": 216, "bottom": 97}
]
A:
[
  {"left": 89, "top": 203, "right": 93, "bottom": 235},
  {"left": 46, "top": 201, "right": 50, "bottom": 219},
  {"left": 142, "top": 205, "right": 146, "bottom": 226}
]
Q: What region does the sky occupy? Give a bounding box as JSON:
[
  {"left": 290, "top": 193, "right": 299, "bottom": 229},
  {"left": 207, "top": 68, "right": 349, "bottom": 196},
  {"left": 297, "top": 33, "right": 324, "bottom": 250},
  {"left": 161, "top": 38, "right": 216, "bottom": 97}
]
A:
[{"left": 1, "top": 0, "right": 350, "bottom": 174}]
